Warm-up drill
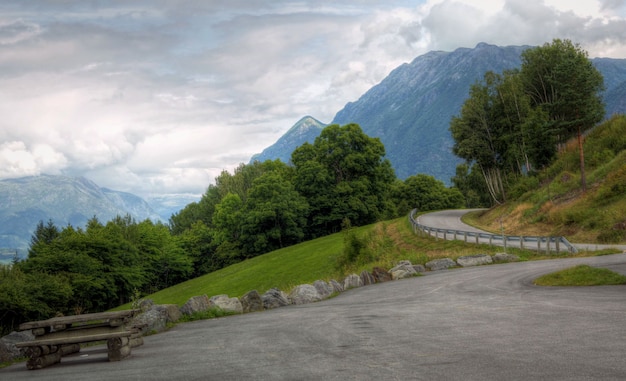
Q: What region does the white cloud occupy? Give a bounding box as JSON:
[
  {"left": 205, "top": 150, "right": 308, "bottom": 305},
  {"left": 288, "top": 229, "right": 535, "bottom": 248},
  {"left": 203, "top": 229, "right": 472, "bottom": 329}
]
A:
[{"left": 0, "top": 0, "right": 625, "bottom": 209}]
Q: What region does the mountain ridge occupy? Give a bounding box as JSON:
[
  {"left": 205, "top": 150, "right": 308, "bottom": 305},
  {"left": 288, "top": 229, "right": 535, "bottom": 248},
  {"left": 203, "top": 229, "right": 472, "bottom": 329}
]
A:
[
  {"left": 253, "top": 43, "right": 626, "bottom": 182},
  {"left": 0, "top": 174, "right": 163, "bottom": 256}
]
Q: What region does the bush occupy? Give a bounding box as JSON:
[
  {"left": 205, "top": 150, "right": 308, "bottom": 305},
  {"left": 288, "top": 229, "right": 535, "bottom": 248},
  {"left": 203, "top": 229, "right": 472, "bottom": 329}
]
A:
[
  {"left": 509, "top": 176, "right": 539, "bottom": 200},
  {"left": 597, "top": 229, "right": 625, "bottom": 244}
]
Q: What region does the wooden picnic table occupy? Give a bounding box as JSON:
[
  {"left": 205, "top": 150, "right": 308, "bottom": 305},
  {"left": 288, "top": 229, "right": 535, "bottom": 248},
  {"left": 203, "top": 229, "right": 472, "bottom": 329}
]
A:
[{"left": 16, "top": 310, "right": 142, "bottom": 370}]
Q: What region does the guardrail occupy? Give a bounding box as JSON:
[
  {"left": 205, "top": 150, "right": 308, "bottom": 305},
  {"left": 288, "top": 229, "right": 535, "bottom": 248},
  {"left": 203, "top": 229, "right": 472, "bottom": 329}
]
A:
[{"left": 409, "top": 209, "right": 578, "bottom": 254}]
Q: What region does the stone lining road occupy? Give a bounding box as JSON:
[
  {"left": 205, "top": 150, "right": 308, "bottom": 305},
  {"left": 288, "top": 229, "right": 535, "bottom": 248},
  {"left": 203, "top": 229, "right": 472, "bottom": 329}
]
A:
[{"left": 4, "top": 253, "right": 626, "bottom": 380}]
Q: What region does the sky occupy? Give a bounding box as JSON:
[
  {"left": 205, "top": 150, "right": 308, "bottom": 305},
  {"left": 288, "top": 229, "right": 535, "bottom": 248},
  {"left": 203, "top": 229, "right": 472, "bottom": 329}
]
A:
[{"left": 1, "top": 0, "right": 625, "bottom": 209}]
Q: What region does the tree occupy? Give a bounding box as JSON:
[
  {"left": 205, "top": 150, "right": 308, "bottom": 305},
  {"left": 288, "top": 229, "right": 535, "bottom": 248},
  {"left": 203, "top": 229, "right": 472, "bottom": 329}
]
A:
[
  {"left": 292, "top": 123, "right": 395, "bottom": 237},
  {"left": 241, "top": 172, "right": 309, "bottom": 255},
  {"left": 28, "top": 219, "right": 60, "bottom": 258},
  {"left": 450, "top": 76, "right": 508, "bottom": 204},
  {"left": 451, "top": 163, "right": 491, "bottom": 207},
  {"left": 520, "top": 39, "right": 605, "bottom": 192},
  {"left": 393, "top": 174, "right": 465, "bottom": 213}
]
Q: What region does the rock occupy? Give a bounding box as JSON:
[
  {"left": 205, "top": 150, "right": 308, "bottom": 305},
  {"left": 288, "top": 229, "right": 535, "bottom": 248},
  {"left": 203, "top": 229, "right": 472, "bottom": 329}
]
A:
[
  {"left": 372, "top": 267, "right": 392, "bottom": 282},
  {"left": 390, "top": 260, "right": 418, "bottom": 279},
  {"left": 262, "top": 288, "right": 290, "bottom": 309},
  {"left": 425, "top": 258, "right": 457, "bottom": 271},
  {"left": 288, "top": 284, "right": 322, "bottom": 305},
  {"left": 493, "top": 253, "right": 520, "bottom": 263},
  {"left": 456, "top": 254, "right": 493, "bottom": 267},
  {"left": 313, "top": 280, "right": 334, "bottom": 299},
  {"left": 413, "top": 264, "right": 426, "bottom": 273},
  {"left": 132, "top": 306, "right": 168, "bottom": 334},
  {"left": 390, "top": 268, "right": 413, "bottom": 280},
  {"left": 0, "top": 331, "right": 34, "bottom": 362},
  {"left": 180, "top": 295, "right": 210, "bottom": 316},
  {"left": 155, "top": 304, "right": 182, "bottom": 323},
  {"left": 343, "top": 273, "right": 363, "bottom": 289},
  {"left": 360, "top": 270, "right": 376, "bottom": 285},
  {"left": 329, "top": 279, "right": 344, "bottom": 293},
  {"left": 138, "top": 298, "right": 155, "bottom": 312},
  {"left": 240, "top": 290, "right": 264, "bottom": 313},
  {"left": 209, "top": 295, "right": 243, "bottom": 314}
]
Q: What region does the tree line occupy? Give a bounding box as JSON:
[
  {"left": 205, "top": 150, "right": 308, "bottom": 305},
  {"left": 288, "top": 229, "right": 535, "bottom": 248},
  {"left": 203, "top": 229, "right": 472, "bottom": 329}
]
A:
[
  {"left": 1, "top": 123, "right": 463, "bottom": 334},
  {"left": 450, "top": 39, "right": 605, "bottom": 204}
]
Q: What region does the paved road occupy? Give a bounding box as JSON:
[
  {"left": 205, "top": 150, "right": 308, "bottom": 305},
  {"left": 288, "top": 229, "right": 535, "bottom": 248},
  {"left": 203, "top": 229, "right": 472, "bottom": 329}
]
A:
[
  {"left": 4, "top": 254, "right": 626, "bottom": 380},
  {"left": 417, "top": 209, "right": 626, "bottom": 252}
]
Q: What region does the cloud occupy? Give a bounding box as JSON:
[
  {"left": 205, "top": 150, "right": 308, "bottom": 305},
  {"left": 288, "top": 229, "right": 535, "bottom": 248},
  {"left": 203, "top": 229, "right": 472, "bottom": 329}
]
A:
[{"left": 0, "top": 0, "right": 625, "bottom": 209}]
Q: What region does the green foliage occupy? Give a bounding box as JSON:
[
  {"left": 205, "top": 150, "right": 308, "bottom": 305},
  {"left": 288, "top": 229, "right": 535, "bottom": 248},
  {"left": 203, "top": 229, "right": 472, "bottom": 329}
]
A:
[
  {"left": 241, "top": 172, "right": 309, "bottom": 255},
  {"left": 520, "top": 39, "right": 605, "bottom": 144},
  {"left": 292, "top": 123, "right": 396, "bottom": 236},
  {"left": 594, "top": 165, "right": 626, "bottom": 206},
  {"left": 451, "top": 163, "right": 492, "bottom": 207},
  {"left": 337, "top": 219, "right": 373, "bottom": 271},
  {"left": 393, "top": 174, "right": 465, "bottom": 214},
  {"left": 0, "top": 265, "right": 73, "bottom": 335},
  {"left": 534, "top": 265, "right": 626, "bottom": 286},
  {"left": 508, "top": 175, "right": 539, "bottom": 200}
]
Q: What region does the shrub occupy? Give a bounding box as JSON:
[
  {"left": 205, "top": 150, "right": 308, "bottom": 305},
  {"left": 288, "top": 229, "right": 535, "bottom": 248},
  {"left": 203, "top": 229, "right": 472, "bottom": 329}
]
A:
[{"left": 509, "top": 175, "right": 539, "bottom": 200}]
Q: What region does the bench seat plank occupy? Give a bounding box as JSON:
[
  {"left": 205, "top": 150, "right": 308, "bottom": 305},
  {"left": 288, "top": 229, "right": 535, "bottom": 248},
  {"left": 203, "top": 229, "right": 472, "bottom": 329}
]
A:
[
  {"left": 19, "top": 310, "right": 138, "bottom": 331},
  {"left": 16, "top": 330, "right": 133, "bottom": 348}
]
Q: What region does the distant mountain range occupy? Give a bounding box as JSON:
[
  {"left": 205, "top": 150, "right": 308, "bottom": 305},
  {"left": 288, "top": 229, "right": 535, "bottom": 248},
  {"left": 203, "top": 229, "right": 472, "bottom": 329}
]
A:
[
  {"left": 252, "top": 43, "right": 626, "bottom": 182},
  {"left": 0, "top": 175, "right": 162, "bottom": 258}
]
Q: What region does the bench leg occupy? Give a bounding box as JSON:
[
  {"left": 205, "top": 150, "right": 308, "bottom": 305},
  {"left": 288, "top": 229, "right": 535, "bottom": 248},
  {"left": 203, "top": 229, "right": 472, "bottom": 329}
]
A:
[
  {"left": 25, "top": 346, "right": 62, "bottom": 370},
  {"left": 107, "top": 336, "right": 131, "bottom": 361}
]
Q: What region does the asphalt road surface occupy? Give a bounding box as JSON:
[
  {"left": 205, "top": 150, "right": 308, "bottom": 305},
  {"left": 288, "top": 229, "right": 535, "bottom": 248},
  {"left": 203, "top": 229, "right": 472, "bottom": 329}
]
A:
[{"left": 4, "top": 253, "right": 626, "bottom": 380}]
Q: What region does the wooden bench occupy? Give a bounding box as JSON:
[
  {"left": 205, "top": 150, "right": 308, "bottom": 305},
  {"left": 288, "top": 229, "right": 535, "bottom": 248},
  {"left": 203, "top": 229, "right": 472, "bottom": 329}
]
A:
[{"left": 16, "top": 310, "right": 141, "bottom": 370}]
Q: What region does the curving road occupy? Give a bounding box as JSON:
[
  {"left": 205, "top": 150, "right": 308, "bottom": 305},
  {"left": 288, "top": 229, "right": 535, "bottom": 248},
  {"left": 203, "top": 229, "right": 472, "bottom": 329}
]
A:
[
  {"left": 4, "top": 253, "right": 626, "bottom": 380},
  {"left": 417, "top": 209, "right": 626, "bottom": 252}
]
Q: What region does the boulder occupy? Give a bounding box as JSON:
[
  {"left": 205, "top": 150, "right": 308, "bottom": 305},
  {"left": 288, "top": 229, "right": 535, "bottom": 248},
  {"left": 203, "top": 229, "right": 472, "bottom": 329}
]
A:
[
  {"left": 262, "top": 288, "right": 290, "bottom": 309},
  {"left": 138, "top": 298, "right": 155, "bottom": 311},
  {"left": 413, "top": 264, "right": 427, "bottom": 273},
  {"left": 289, "top": 284, "right": 322, "bottom": 305},
  {"left": 360, "top": 270, "right": 376, "bottom": 285},
  {"left": 0, "top": 331, "right": 34, "bottom": 362},
  {"left": 343, "top": 273, "right": 363, "bottom": 289},
  {"left": 493, "top": 253, "right": 520, "bottom": 263},
  {"left": 329, "top": 279, "right": 344, "bottom": 293},
  {"left": 240, "top": 290, "right": 264, "bottom": 313},
  {"left": 425, "top": 258, "right": 457, "bottom": 271},
  {"left": 390, "top": 260, "right": 417, "bottom": 279},
  {"left": 456, "top": 254, "right": 493, "bottom": 267},
  {"left": 132, "top": 305, "right": 169, "bottom": 334},
  {"left": 372, "top": 267, "right": 392, "bottom": 282},
  {"left": 157, "top": 304, "right": 182, "bottom": 323},
  {"left": 209, "top": 294, "right": 243, "bottom": 314},
  {"left": 180, "top": 295, "right": 210, "bottom": 316},
  {"left": 313, "top": 280, "right": 334, "bottom": 299}
]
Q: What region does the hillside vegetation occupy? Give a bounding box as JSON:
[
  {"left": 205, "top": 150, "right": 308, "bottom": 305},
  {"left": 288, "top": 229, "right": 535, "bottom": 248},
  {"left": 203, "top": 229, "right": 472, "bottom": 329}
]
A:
[{"left": 466, "top": 114, "right": 626, "bottom": 244}]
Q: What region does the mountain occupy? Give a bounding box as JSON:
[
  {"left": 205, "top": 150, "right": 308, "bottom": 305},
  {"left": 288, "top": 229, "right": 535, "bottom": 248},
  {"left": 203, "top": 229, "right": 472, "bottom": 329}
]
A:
[
  {"left": 250, "top": 116, "right": 327, "bottom": 164},
  {"left": 253, "top": 43, "right": 626, "bottom": 183},
  {"left": 0, "top": 174, "right": 162, "bottom": 256}
]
